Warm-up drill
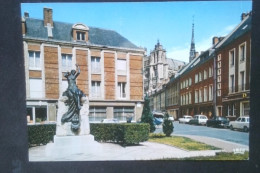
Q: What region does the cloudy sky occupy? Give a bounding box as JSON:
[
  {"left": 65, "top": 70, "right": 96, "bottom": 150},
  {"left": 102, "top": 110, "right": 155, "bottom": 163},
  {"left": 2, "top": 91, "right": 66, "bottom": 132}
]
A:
[{"left": 21, "top": 1, "right": 252, "bottom": 63}]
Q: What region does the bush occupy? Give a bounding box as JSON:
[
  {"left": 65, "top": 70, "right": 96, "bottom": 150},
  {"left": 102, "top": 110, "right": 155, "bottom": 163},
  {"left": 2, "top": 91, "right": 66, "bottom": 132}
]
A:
[
  {"left": 162, "top": 113, "right": 174, "bottom": 136},
  {"left": 149, "top": 133, "right": 166, "bottom": 138},
  {"left": 90, "top": 123, "right": 150, "bottom": 145},
  {"left": 28, "top": 124, "right": 56, "bottom": 147}
]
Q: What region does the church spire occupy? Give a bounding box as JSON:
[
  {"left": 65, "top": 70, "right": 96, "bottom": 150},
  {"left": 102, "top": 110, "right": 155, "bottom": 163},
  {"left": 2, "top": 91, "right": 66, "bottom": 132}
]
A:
[{"left": 189, "top": 16, "right": 196, "bottom": 62}]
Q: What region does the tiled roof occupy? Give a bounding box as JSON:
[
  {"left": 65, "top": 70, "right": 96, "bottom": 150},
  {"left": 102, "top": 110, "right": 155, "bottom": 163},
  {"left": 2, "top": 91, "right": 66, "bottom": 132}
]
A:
[{"left": 24, "top": 18, "right": 140, "bottom": 49}]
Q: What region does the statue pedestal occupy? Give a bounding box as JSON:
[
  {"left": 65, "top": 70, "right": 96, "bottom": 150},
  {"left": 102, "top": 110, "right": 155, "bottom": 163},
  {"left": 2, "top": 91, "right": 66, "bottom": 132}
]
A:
[{"left": 45, "top": 135, "right": 102, "bottom": 157}]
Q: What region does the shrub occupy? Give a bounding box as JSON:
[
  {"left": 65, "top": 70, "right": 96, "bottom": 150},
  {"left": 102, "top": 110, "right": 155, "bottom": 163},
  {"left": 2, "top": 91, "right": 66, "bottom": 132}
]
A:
[
  {"left": 28, "top": 124, "right": 56, "bottom": 147},
  {"left": 141, "top": 94, "right": 156, "bottom": 132},
  {"left": 162, "top": 113, "right": 174, "bottom": 136},
  {"left": 90, "top": 123, "right": 150, "bottom": 145},
  {"left": 149, "top": 133, "right": 166, "bottom": 138}
]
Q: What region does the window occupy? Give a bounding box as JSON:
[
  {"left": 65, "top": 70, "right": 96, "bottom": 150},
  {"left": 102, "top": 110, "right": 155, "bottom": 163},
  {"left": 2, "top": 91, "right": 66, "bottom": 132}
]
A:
[
  {"left": 61, "top": 54, "right": 72, "bottom": 71},
  {"left": 180, "top": 82, "right": 183, "bottom": 89},
  {"left": 230, "top": 75, "right": 235, "bottom": 93},
  {"left": 239, "top": 44, "right": 246, "bottom": 61},
  {"left": 180, "top": 95, "right": 183, "bottom": 105},
  {"left": 26, "top": 106, "right": 47, "bottom": 124},
  {"left": 117, "top": 82, "right": 126, "bottom": 98},
  {"left": 209, "top": 85, "right": 213, "bottom": 101},
  {"left": 185, "top": 93, "right": 188, "bottom": 105},
  {"left": 228, "top": 104, "right": 236, "bottom": 116},
  {"left": 89, "top": 107, "right": 106, "bottom": 122},
  {"left": 209, "top": 66, "right": 213, "bottom": 77},
  {"left": 29, "top": 79, "right": 43, "bottom": 98},
  {"left": 204, "top": 87, "right": 208, "bottom": 102},
  {"left": 114, "top": 107, "right": 134, "bottom": 121},
  {"left": 217, "top": 83, "right": 221, "bottom": 90},
  {"left": 204, "top": 70, "right": 207, "bottom": 80},
  {"left": 218, "top": 61, "right": 221, "bottom": 68},
  {"left": 199, "top": 72, "right": 202, "bottom": 81},
  {"left": 199, "top": 88, "right": 203, "bottom": 102},
  {"left": 218, "top": 54, "right": 221, "bottom": 61},
  {"left": 117, "top": 59, "right": 127, "bottom": 75},
  {"left": 186, "top": 79, "right": 188, "bottom": 88},
  {"left": 217, "top": 69, "right": 221, "bottom": 75},
  {"left": 217, "top": 76, "right": 221, "bottom": 82},
  {"left": 189, "top": 78, "right": 192, "bottom": 86},
  {"left": 217, "top": 90, "right": 221, "bottom": 96},
  {"left": 76, "top": 31, "right": 85, "bottom": 41},
  {"left": 242, "top": 102, "right": 250, "bottom": 116},
  {"left": 91, "top": 56, "right": 101, "bottom": 74},
  {"left": 183, "top": 94, "right": 186, "bottom": 105},
  {"left": 29, "top": 51, "right": 40, "bottom": 69},
  {"left": 240, "top": 71, "right": 245, "bottom": 91},
  {"left": 229, "top": 49, "right": 235, "bottom": 66},
  {"left": 195, "top": 90, "right": 199, "bottom": 103},
  {"left": 195, "top": 74, "right": 198, "bottom": 83},
  {"left": 189, "top": 92, "right": 192, "bottom": 104},
  {"left": 91, "top": 81, "right": 101, "bottom": 98}
]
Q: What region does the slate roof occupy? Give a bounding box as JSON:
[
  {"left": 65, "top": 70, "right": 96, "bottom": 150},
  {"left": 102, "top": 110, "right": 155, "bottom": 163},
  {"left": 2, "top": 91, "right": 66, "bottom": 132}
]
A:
[
  {"left": 166, "top": 58, "right": 186, "bottom": 71},
  {"left": 24, "top": 18, "right": 140, "bottom": 49},
  {"left": 216, "top": 15, "right": 251, "bottom": 49}
]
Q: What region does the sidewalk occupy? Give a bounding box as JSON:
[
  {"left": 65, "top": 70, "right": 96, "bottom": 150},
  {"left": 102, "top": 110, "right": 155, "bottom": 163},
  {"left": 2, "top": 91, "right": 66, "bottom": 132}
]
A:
[{"left": 29, "top": 135, "right": 248, "bottom": 161}]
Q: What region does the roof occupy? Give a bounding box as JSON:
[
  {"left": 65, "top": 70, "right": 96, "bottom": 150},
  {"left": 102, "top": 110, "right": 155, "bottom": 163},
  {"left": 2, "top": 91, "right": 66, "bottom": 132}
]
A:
[
  {"left": 166, "top": 58, "right": 186, "bottom": 71},
  {"left": 216, "top": 15, "right": 251, "bottom": 49},
  {"left": 24, "top": 18, "right": 140, "bottom": 49}
]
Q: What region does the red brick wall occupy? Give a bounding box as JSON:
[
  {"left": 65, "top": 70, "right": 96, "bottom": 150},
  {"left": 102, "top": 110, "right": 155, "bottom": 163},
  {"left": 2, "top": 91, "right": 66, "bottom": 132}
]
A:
[
  {"left": 104, "top": 52, "right": 115, "bottom": 100},
  {"left": 76, "top": 49, "right": 88, "bottom": 95},
  {"left": 44, "top": 46, "right": 59, "bottom": 99},
  {"left": 130, "top": 55, "right": 143, "bottom": 100}
]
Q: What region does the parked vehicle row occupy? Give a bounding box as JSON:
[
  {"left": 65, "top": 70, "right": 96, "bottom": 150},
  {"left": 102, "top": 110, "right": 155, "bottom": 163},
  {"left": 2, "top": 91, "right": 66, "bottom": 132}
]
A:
[{"left": 177, "top": 115, "right": 250, "bottom": 132}]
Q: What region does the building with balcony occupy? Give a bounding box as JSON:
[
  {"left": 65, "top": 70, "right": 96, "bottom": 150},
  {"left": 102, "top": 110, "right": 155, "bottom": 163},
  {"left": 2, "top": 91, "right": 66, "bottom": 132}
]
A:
[{"left": 22, "top": 8, "right": 145, "bottom": 124}]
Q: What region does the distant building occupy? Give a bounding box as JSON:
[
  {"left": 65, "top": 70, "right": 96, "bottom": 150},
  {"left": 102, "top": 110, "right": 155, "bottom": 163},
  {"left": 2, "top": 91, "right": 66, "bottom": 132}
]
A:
[
  {"left": 22, "top": 8, "right": 145, "bottom": 124},
  {"left": 143, "top": 41, "right": 186, "bottom": 96}
]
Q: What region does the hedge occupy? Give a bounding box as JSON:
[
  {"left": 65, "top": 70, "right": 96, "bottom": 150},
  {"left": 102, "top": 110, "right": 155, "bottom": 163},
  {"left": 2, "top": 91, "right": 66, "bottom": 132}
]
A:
[
  {"left": 90, "top": 123, "right": 150, "bottom": 145},
  {"left": 28, "top": 123, "right": 150, "bottom": 147},
  {"left": 28, "top": 124, "right": 56, "bottom": 147}
]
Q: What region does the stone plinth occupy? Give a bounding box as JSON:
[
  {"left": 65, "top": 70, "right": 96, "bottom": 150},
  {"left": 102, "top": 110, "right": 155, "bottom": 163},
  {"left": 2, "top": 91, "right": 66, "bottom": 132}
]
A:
[{"left": 45, "top": 135, "right": 102, "bottom": 157}]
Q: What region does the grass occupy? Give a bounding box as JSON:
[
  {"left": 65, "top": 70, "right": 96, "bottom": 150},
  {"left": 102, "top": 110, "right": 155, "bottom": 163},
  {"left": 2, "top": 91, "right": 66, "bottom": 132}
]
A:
[
  {"left": 148, "top": 133, "right": 220, "bottom": 151},
  {"left": 164, "top": 151, "right": 249, "bottom": 160}
]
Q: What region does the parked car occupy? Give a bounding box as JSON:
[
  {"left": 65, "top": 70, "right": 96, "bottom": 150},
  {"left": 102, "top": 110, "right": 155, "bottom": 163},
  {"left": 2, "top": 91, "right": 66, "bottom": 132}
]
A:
[
  {"left": 189, "top": 115, "right": 208, "bottom": 125},
  {"left": 206, "top": 116, "right": 229, "bottom": 128},
  {"left": 229, "top": 116, "right": 250, "bottom": 132},
  {"left": 101, "top": 119, "right": 119, "bottom": 123},
  {"left": 178, "top": 115, "right": 192, "bottom": 124},
  {"left": 168, "top": 116, "right": 174, "bottom": 122}
]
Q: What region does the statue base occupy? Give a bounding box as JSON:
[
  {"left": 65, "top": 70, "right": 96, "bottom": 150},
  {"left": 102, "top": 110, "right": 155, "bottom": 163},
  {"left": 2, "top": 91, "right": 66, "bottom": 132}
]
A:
[{"left": 45, "top": 135, "right": 102, "bottom": 157}]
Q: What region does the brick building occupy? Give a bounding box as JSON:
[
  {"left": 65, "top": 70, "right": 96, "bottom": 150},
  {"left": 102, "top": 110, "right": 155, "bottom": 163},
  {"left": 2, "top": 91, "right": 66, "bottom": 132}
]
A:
[
  {"left": 22, "top": 8, "right": 145, "bottom": 124},
  {"left": 215, "top": 12, "right": 251, "bottom": 120},
  {"left": 148, "top": 12, "right": 251, "bottom": 121}
]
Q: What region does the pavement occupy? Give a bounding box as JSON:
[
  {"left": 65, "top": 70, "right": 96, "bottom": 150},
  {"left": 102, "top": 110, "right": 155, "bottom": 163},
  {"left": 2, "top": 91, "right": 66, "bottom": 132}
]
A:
[{"left": 29, "top": 135, "right": 249, "bottom": 161}]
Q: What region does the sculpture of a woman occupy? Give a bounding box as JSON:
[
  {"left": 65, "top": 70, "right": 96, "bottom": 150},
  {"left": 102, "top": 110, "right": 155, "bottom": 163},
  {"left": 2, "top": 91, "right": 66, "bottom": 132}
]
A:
[{"left": 61, "top": 64, "right": 86, "bottom": 131}]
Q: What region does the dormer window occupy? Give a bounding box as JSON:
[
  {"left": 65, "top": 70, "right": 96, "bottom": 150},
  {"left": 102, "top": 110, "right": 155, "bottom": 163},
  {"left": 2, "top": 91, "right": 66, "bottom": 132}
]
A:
[
  {"left": 72, "top": 23, "right": 89, "bottom": 42},
  {"left": 77, "top": 31, "right": 85, "bottom": 41}
]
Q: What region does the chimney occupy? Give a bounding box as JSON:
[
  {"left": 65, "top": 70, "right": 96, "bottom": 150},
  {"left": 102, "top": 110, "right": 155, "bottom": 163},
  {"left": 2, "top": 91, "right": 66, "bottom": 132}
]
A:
[
  {"left": 44, "top": 8, "right": 53, "bottom": 27},
  {"left": 24, "top": 12, "right": 29, "bottom": 18},
  {"left": 21, "top": 17, "right": 26, "bottom": 36},
  {"left": 241, "top": 12, "right": 249, "bottom": 21},
  {"left": 212, "top": 37, "right": 219, "bottom": 45}
]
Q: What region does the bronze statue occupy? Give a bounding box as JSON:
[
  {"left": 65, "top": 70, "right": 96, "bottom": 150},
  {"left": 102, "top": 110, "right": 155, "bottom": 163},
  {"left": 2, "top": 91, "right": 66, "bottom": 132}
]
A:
[{"left": 61, "top": 64, "right": 86, "bottom": 131}]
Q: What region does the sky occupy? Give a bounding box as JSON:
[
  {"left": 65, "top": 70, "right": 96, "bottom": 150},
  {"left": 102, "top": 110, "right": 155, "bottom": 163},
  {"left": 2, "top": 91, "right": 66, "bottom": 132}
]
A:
[{"left": 21, "top": 1, "right": 252, "bottom": 63}]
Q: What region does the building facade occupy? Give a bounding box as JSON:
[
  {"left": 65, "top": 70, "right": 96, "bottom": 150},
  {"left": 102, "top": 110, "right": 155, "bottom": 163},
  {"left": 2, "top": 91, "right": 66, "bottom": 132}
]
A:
[
  {"left": 23, "top": 8, "right": 145, "bottom": 124},
  {"left": 215, "top": 13, "right": 251, "bottom": 120},
  {"left": 147, "top": 12, "right": 251, "bottom": 121}
]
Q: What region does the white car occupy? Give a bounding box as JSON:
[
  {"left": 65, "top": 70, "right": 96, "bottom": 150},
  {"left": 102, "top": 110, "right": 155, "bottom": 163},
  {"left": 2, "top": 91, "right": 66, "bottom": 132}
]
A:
[
  {"left": 189, "top": 115, "right": 208, "bottom": 125},
  {"left": 229, "top": 116, "right": 249, "bottom": 132},
  {"left": 179, "top": 115, "right": 192, "bottom": 124},
  {"left": 169, "top": 116, "right": 174, "bottom": 122}
]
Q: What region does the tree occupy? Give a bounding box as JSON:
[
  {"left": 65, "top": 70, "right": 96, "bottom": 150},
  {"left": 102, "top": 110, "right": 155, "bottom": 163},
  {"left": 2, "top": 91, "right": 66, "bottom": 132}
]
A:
[
  {"left": 141, "top": 94, "right": 155, "bottom": 132},
  {"left": 163, "top": 112, "right": 174, "bottom": 136}
]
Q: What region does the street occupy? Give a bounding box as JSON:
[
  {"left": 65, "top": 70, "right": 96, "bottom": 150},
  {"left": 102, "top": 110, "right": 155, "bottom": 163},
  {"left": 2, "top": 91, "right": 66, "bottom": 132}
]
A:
[{"left": 155, "top": 121, "right": 249, "bottom": 146}]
